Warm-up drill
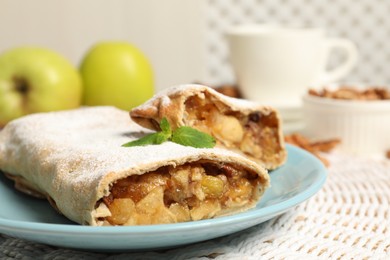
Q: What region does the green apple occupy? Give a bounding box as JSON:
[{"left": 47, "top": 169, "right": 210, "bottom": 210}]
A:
[
  {"left": 0, "top": 47, "right": 82, "bottom": 126},
  {"left": 80, "top": 41, "right": 154, "bottom": 110}
]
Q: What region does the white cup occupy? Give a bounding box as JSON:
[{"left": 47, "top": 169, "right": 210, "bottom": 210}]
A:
[{"left": 226, "top": 24, "right": 358, "bottom": 108}]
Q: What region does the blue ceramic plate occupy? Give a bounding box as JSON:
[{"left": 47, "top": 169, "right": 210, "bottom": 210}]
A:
[{"left": 0, "top": 145, "right": 326, "bottom": 251}]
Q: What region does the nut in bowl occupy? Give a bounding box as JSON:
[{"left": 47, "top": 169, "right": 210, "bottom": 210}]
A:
[{"left": 302, "top": 84, "right": 390, "bottom": 157}]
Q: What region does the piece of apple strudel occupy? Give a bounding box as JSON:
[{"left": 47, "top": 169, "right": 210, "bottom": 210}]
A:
[
  {"left": 130, "top": 84, "right": 287, "bottom": 170},
  {"left": 0, "top": 107, "right": 269, "bottom": 226}
]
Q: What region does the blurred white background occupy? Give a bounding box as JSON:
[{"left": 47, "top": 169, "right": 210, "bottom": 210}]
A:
[
  {"left": 0, "top": 0, "right": 206, "bottom": 91},
  {"left": 1, "top": 0, "right": 389, "bottom": 91},
  {"left": 204, "top": 0, "right": 390, "bottom": 87}
]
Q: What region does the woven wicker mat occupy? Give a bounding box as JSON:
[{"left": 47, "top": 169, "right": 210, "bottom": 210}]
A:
[{"left": 1, "top": 152, "right": 389, "bottom": 260}]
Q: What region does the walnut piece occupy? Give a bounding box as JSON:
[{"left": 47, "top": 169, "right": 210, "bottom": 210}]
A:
[{"left": 308, "top": 86, "right": 390, "bottom": 100}]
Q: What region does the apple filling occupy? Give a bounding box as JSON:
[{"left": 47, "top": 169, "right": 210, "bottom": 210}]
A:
[
  {"left": 98, "top": 162, "right": 263, "bottom": 225},
  {"left": 183, "top": 95, "right": 282, "bottom": 168}
]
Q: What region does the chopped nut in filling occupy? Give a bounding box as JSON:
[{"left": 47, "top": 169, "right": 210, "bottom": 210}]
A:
[
  {"left": 98, "top": 162, "right": 264, "bottom": 225},
  {"left": 183, "top": 95, "right": 282, "bottom": 167}
]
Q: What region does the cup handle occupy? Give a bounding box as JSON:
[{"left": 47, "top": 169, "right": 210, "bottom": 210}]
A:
[{"left": 319, "top": 38, "right": 358, "bottom": 83}]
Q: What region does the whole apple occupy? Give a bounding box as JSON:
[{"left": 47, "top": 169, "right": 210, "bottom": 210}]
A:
[
  {"left": 80, "top": 42, "right": 154, "bottom": 110},
  {"left": 0, "top": 47, "right": 82, "bottom": 126}
]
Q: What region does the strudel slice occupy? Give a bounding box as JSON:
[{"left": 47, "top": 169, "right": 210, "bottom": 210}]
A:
[
  {"left": 0, "top": 107, "right": 269, "bottom": 226},
  {"left": 130, "top": 84, "right": 287, "bottom": 170}
]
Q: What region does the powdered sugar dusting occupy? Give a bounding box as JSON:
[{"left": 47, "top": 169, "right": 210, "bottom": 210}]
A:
[{"left": 0, "top": 106, "right": 267, "bottom": 225}]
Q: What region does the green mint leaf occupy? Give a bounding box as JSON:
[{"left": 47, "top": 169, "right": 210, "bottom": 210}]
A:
[
  {"left": 121, "top": 132, "right": 169, "bottom": 147},
  {"left": 122, "top": 118, "right": 215, "bottom": 149},
  {"left": 171, "top": 126, "right": 216, "bottom": 148},
  {"left": 155, "top": 131, "right": 171, "bottom": 144},
  {"left": 160, "top": 117, "right": 171, "bottom": 134}
]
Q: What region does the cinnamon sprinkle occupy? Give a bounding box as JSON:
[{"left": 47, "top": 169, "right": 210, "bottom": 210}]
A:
[{"left": 285, "top": 133, "right": 341, "bottom": 167}]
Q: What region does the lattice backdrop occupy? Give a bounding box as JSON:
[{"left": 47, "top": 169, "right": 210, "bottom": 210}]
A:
[{"left": 204, "top": 0, "right": 390, "bottom": 86}]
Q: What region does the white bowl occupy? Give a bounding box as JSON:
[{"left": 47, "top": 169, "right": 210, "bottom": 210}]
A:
[{"left": 302, "top": 88, "right": 390, "bottom": 156}]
